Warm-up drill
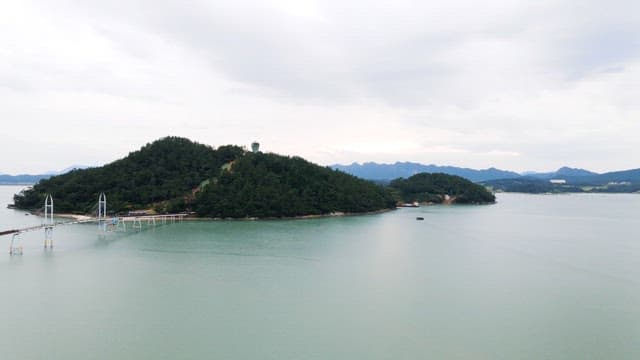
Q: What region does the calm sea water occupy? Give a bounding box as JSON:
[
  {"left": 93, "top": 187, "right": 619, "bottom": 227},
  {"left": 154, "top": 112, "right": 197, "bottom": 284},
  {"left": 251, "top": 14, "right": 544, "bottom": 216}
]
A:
[{"left": 1, "top": 185, "right": 639, "bottom": 359}]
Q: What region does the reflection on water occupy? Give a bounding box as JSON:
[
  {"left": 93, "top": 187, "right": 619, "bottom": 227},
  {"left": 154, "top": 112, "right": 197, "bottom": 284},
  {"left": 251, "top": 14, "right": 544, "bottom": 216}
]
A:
[{"left": 0, "top": 185, "right": 639, "bottom": 359}]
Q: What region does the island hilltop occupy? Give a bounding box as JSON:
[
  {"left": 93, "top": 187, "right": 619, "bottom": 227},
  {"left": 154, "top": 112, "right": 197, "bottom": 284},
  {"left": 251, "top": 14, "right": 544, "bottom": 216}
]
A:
[{"left": 13, "top": 137, "right": 494, "bottom": 218}]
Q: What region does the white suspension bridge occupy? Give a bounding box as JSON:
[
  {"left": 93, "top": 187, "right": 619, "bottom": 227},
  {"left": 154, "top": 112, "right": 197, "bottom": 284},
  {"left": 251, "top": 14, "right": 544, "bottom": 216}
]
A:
[{"left": 1, "top": 193, "right": 186, "bottom": 255}]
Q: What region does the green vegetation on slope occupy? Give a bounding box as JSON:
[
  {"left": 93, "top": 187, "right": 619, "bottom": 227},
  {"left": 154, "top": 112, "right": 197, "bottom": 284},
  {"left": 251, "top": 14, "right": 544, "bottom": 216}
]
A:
[
  {"left": 13, "top": 137, "right": 396, "bottom": 217},
  {"left": 389, "top": 173, "right": 496, "bottom": 204},
  {"left": 13, "top": 137, "right": 244, "bottom": 213},
  {"left": 193, "top": 152, "right": 396, "bottom": 218}
]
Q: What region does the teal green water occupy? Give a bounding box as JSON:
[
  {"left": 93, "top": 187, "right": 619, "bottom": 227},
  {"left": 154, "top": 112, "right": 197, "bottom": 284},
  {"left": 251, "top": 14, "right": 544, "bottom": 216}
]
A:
[{"left": 1, "top": 185, "right": 639, "bottom": 359}]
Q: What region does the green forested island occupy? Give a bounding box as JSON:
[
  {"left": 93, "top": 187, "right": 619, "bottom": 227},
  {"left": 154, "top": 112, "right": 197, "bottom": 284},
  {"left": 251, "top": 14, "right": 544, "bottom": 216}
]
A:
[
  {"left": 13, "top": 137, "right": 494, "bottom": 218},
  {"left": 389, "top": 173, "right": 496, "bottom": 204}
]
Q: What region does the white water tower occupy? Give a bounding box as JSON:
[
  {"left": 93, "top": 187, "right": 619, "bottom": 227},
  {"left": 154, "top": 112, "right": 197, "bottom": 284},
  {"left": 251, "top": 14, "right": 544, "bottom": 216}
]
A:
[{"left": 251, "top": 141, "right": 260, "bottom": 153}]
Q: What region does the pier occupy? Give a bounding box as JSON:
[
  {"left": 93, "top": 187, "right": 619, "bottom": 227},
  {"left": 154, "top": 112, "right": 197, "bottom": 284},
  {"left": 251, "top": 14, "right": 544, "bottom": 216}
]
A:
[{"left": 2, "top": 193, "right": 186, "bottom": 255}]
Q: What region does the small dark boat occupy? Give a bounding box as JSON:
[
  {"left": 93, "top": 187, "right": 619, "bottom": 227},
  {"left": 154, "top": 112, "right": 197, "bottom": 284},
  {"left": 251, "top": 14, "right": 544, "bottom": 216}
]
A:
[{"left": 416, "top": 217, "right": 424, "bottom": 220}]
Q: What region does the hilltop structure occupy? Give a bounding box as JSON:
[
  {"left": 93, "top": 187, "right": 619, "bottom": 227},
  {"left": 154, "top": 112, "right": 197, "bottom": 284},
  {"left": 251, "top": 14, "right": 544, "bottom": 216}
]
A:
[{"left": 251, "top": 141, "right": 260, "bottom": 153}]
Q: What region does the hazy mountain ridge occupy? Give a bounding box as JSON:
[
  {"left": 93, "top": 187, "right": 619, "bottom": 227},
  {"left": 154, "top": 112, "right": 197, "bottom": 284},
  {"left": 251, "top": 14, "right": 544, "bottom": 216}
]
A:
[
  {"left": 0, "top": 174, "right": 51, "bottom": 185},
  {"left": 331, "top": 162, "right": 520, "bottom": 182},
  {"left": 520, "top": 168, "right": 640, "bottom": 185},
  {"left": 483, "top": 168, "right": 640, "bottom": 193},
  {"left": 0, "top": 165, "right": 91, "bottom": 185},
  {"left": 523, "top": 167, "right": 599, "bottom": 179},
  {"left": 333, "top": 162, "right": 639, "bottom": 182}
]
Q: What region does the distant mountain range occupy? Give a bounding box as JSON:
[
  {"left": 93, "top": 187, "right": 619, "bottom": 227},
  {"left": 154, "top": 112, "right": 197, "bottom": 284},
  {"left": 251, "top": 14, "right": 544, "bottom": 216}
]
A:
[
  {"left": 0, "top": 174, "right": 51, "bottom": 185},
  {"left": 521, "top": 167, "right": 599, "bottom": 179},
  {"left": 0, "top": 165, "right": 90, "bottom": 185},
  {"left": 331, "top": 162, "right": 520, "bottom": 182},
  {"left": 331, "top": 162, "right": 640, "bottom": 187},
  {"left": 496, "top": 167, "right": 640, "bottom": 186},
  {"left": 481, "top": 168, "right": 640, "bottom": 194}
]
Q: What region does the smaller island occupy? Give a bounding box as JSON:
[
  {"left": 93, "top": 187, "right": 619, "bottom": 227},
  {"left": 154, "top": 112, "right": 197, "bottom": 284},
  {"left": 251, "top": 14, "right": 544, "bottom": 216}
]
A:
[{"left": 389, "top": 173, "right": 496, "bottom": 205}]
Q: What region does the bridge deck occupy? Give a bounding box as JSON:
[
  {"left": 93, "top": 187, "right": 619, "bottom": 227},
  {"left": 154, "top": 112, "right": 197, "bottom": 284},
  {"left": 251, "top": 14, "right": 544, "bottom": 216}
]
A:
[{"left": 0, "top": 214, "right": 187, "bottom": 237}]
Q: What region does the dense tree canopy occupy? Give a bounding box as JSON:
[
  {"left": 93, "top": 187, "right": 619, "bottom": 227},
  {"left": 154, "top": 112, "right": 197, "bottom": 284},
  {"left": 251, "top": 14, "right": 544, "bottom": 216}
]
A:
[
  {"left": 13, "top": 137, "right": 244, "bottom": 214},
  {"left": 13, "top": 137, "right": 396, "bottom": 216},
  {"left": 193, "top": 152, "right": 396, "bottom": 218},
  {"left": 389, "top": 173, "right": 495, "bottom": 204}
]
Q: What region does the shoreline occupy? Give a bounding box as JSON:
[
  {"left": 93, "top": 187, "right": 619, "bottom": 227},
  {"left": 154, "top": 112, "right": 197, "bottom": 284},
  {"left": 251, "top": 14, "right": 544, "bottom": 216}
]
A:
[
  {"left": 54, "top": 213, "right": 95, "bottom": 221},
  {"left": 26, "top": 208, "right": 397, "bottom": 222},
  {"left": 493, "top": 191, "right": 640, "bottom": 195},
  {"left": 182, "top": 208, "right": 396, "bottom": 221}
]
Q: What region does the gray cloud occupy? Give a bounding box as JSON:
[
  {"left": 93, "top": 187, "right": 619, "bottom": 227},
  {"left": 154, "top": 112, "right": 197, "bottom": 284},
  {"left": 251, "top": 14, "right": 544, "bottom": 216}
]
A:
[
  {"left": 0, "top": 0, "right": 639, "bottom": 173},
  {"left": 20, "top": 0, "right": 640, "bottom": 106},
  {"left": 96, "top": 1, "right": 640, "bottom": 103}
]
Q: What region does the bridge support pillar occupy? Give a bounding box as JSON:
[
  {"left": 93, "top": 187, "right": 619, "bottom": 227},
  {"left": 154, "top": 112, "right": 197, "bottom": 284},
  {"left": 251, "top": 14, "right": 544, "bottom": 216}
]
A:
[
  {"left": 98, "top": 193, "right": 107, "bottom": 232},
  {"left": 43, "top": 194, "right": 54, "bottom": 249},
  {"left": 9, "top": 233, "right": 23, "bottom": 255},
  {"left": 44, "top": 226, "right": 54, "bottom": 249},
  {"left": 132, "top": 218, "right": 142, "bottom": 230}
]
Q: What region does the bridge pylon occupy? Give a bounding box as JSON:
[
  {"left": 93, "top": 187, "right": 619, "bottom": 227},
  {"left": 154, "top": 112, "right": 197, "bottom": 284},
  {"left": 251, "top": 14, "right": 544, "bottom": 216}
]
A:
[
  {"left": 43, "top": 194, "right": 54, "bottom": 249},
  {"left": 98, "top": 193, "right": 107, "bottom": 232}
]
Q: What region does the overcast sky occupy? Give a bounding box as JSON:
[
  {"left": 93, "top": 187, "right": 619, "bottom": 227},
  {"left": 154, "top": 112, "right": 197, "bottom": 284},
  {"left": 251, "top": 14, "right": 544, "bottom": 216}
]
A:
[{"left": 1, "top": 0, "right": 638, "bottom": 174}]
